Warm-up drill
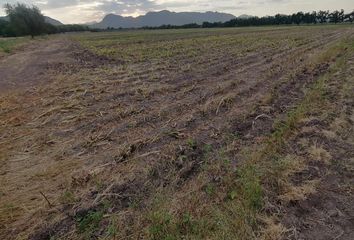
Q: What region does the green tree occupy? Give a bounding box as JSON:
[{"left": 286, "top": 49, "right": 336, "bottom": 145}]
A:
[
  {"left": 329, "top": 10, "right": 344, "bottom": 24},
  {"left": 339, "top": 9, "right": 345, "bottom": 22},
  {"left": 317, "top": 10, "right": 329, "bottom": 23},
  {"left": 4, "top": 3, "right": 46, "bottom": 38},
  {"left": 350, "top": 11, "right": 354, "bottom": 23},
  {"left": 291, "top": 12, "right": 304, "bottom": 25},
  {"left": 0, "top": 19, "right": 8, "bottom": 36}
]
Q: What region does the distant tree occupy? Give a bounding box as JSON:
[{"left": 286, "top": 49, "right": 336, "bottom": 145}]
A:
[
  {"left": 311, "top": 11, "right": 318, "bottom": 24},
  {"left": 202, "top": 21, "right": 213, "bottom": 28},
  {"left": 292, "top": 12, "right": 304, "bottom": 25},
  {"left": 0, "top": 19, "right": 8, "bottom": 36},
  {"left": 338, "top": 9, "right": 345, "bottom": 22},
  {"left": 304, "top": 11, "right": 317, "bottom": 24},
  {"left": 0, "top": 19, "right": 16, "bottom": 37},
  {"left": 329, "top": 10, "right": 344, "bottom": 24},
  {"left": 274, "top": 14, "right": 281, "bottom": 25},
  {"left": 317, "top": 10, "right": 329, "bottom": 23},
  {"left": 348, "top": 10, "right": 354, "bottom": 23},
  {"left": 45, "top": 23, "right": 58, "bottom": 34},
  {"left": 274, "top": 14, "right": 290, "bottom": 25},
  {"left": 56, "top": 24, "right": 89, "bottom": 33},
  {"left": 4, "top": 3, "right": 46, "bottom": 38}
]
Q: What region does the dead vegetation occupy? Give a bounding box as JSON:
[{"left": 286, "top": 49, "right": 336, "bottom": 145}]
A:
[{"left": 0, "top": 26, "right": 353, "bottom": 239}]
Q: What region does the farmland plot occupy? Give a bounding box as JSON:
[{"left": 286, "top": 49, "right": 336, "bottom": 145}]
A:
[{"left": 0, "top": 26, "right": 353, "bottom": 239}]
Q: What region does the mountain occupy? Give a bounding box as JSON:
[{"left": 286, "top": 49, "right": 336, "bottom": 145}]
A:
[
  {"left": 93, "top": 10, "right": 236, "bottom": 29},
  {"left": 0, "top": 16, "right": 63, "bottom": 26},
  {"left": 44, "top": 16, "right": 63, "bottom": 26}
]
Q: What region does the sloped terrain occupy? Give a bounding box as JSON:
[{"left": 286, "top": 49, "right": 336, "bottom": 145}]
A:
[{"left": 0, "top": 26, "right": 353, "bottom": 239}]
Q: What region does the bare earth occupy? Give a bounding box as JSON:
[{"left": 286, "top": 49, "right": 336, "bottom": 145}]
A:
[
  {"left": 0, "top": 37, "right": 75, "bottom": 93},
  {"left": 0, "top": 28, "right": 353, "bottom": 239}
]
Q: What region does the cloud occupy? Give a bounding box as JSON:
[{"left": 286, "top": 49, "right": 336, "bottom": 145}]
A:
[
  {"left": 43, "top": 0, "right": 80, "bottom": 9},
  {"left": 96, "top": 0, "right": 157, "bottom": 15},
  {"left": 0, "top": 0, "right": 353, "bottom": 24}
]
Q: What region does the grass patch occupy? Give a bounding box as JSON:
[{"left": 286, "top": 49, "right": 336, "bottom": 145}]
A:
[
  {"left": 59, "top": 190, "right": 78, "bottom": 205},
  {"left": 76, "top": 210, "right": 104, "bottom": 238},
  {"left": 0, "top": 37, "right": 29, "bottom": 54},
  {"left": 236, "top": 37, "right": 352, "bottom": 237}
]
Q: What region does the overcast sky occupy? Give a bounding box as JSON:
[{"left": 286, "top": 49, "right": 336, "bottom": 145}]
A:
[{"left": 0, "top": 0, "right": 353, "bottom": 24}]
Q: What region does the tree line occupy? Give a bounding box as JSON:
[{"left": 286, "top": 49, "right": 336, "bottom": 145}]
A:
[
  {"left": 1, "top": 3, "right": 354, "bottom": 37},
  {"left": 222, "top": 10, "right": 354, "bottom": 27},
  {"left": 143, "top": 10, "right": 354, "bottom": 30},
  {"left": 0, "top": 3, "right": 89, "bottom": 37}
]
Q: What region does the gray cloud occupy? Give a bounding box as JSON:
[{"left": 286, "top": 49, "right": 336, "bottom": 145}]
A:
[
  {"left": 44, "top": 0, "right": 80, "bottom": 9},
  {"left": 96, "top": 0, "right": 157, "bottom": 15},
  {"left": 1, "top": 0, "right": 353, "bottom": 24}
]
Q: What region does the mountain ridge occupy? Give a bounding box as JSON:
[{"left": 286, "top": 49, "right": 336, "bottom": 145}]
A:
[
  {"left": 44, "top": 16, "right": 63, "bottom": 26},
  {"left": 93, "top": 10, "right": 236, "bottom": 29},
  {"left": 0, "top": 15, "right": 63, "bottom": 26}
]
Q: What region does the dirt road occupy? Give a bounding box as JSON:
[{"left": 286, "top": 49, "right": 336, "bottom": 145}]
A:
[
  {"left": 0, "top": 37, "right": 75, "bottom": 93},
  {"left": 0, "top": 36, "right": 82, "bottom": 238}
]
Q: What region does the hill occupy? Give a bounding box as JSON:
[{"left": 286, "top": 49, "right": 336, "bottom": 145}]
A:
[
  {"left": 44, "top": 16, "right": 63, "bottom": 26},
  {"left": 0, "top": 15, "right": 63, "bottom": 26},
  {"left": 93, "top": 10, "right": 235, "bottom": 28}
]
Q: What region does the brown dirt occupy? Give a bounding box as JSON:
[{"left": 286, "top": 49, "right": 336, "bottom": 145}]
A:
[
  {"left": 0, "top": 36, "right": 110, "bottom": 239},
  {"left": 0, "top": 37, "right": 78, "bottom": 93},
  {"left": 0, "top": 28, "right": 353, "bottom": 239}
]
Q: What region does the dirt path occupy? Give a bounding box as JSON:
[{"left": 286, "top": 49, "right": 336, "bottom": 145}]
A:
[
  {"left": 0, "top": 36, "right": 81, "bottom": 238},
  {"left": 0, "top": 37, "right": 75, "bottom": 93}
]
